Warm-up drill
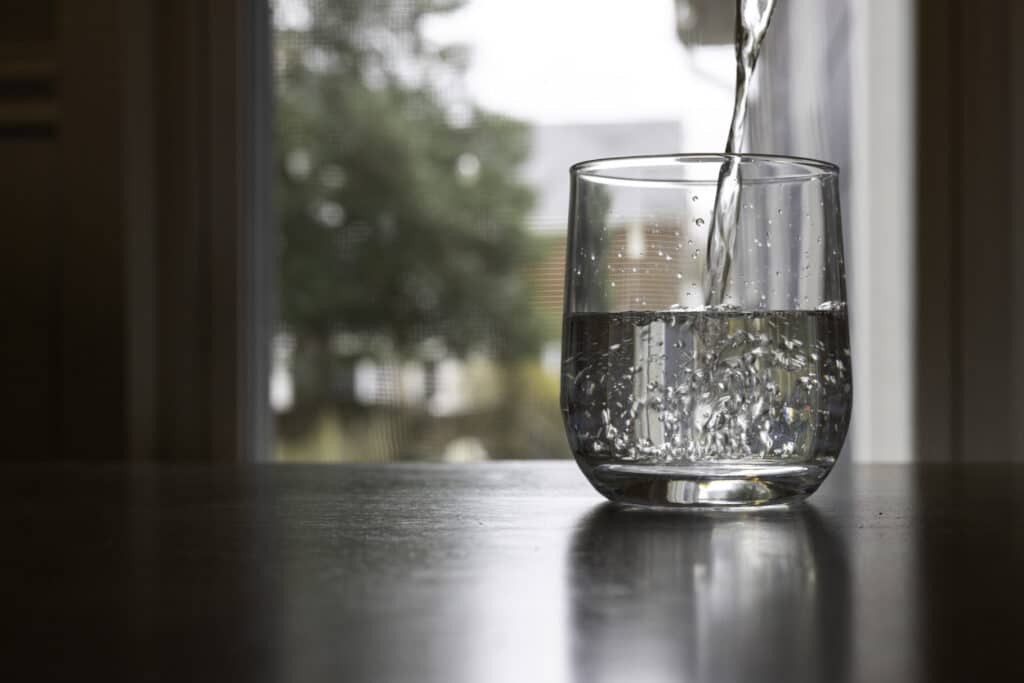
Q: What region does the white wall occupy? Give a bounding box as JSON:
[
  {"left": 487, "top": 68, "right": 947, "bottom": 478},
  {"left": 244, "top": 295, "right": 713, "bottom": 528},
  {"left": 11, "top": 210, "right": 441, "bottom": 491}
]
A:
[{"left": 850, "top": 0, "right": 916, "bottom": 462}]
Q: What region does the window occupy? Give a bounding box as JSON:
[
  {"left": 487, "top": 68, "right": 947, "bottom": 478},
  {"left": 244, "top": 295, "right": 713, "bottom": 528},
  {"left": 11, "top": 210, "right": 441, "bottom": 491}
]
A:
[{"left": 270, "top": 0, "right": 913, "bottom": 463}]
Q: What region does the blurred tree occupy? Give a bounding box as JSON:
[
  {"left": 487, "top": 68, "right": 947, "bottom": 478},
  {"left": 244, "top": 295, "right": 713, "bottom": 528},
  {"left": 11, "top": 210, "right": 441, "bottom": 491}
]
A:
[{"left": 274, "top": 0, "right": 543, "bottom": 429}]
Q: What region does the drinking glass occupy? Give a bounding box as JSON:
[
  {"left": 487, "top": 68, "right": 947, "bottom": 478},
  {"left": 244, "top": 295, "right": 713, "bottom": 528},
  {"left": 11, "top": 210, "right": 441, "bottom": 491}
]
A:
[{"left": 561, "top": 154, "right": 851, "bottom": 507}]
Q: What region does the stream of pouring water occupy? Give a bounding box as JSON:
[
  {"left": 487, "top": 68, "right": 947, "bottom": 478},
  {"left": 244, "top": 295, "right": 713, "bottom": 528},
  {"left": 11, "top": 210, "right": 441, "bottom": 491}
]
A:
[{"left": 703, "top": 0, "right": 778, "bottom": 306}]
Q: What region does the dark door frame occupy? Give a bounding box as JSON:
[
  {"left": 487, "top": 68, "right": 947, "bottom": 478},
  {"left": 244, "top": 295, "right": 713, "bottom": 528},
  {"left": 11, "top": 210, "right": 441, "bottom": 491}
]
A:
[{"left": 58, "top": 0, "right": 272, "bottom": 461}]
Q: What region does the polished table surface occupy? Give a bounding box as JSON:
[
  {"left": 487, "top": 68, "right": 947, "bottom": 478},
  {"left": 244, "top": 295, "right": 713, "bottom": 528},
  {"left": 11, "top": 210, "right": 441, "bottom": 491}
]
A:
[{"left": 4, "top": 461, "right": 1024, "bottom": 682}]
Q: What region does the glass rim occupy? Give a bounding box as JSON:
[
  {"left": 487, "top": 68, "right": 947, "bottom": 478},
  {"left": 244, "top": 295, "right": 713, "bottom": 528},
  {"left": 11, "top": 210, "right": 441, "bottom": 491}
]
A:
[{"left": 570, "top": 153, "right": 839, "bottom": 186}]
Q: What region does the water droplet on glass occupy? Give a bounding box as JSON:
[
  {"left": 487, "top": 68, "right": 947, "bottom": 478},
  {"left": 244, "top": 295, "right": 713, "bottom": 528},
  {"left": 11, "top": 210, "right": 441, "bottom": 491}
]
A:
[
  {"left": 696, "top": 218, "right": 705, "bottom": 227},
  {"left": 692, "top": 195, "right": 699, "bottom": 203}
]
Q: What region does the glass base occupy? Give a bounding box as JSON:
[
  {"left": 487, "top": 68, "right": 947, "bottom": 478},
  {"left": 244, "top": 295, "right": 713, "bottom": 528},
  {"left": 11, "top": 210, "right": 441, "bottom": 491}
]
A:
[{"left": 582, "top": 462, "right": 830, "bottom": 509}]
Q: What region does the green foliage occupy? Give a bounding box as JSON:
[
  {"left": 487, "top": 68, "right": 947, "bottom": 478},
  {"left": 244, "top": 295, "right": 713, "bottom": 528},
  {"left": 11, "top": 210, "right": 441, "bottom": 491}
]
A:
[
  {"left": 276, "top": 0, "right": 541, "bottom": 362},
  {"left": 273, "top": 0, "right": 569, "bottom": 458}
]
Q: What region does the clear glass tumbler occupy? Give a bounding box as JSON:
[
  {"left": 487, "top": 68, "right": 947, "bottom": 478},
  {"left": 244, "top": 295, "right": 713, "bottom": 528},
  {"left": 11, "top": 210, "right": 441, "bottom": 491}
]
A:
[{"left": 561, "top": 154, "right": 852, "bottom": 507}]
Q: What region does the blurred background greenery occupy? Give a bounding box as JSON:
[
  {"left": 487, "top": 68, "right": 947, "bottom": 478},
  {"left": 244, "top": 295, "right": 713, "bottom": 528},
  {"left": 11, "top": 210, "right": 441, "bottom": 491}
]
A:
[{"left": 273, "top": 0, "right": 565, "bottom": 461}]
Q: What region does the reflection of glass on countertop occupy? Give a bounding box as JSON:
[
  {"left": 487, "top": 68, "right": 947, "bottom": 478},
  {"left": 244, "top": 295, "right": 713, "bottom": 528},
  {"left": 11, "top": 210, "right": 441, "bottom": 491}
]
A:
[{"left": 568, "top": 505, "right": 851, "bottom": 683}]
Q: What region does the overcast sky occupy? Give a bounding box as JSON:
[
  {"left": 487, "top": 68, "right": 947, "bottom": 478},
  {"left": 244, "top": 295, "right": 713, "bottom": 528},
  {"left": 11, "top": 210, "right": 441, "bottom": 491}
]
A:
[
  {"left": 275, "top": 0, "right": 736, "bottom": 149},
  {"left": 421, "top": 0, "right": 734, "bottom": 149}
]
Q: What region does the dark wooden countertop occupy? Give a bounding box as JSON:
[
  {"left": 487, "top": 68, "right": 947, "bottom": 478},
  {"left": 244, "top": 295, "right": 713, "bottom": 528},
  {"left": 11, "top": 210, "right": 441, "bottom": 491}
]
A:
[{"left": 4, "top": 461, "right": 1024, "bottom": 681}]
